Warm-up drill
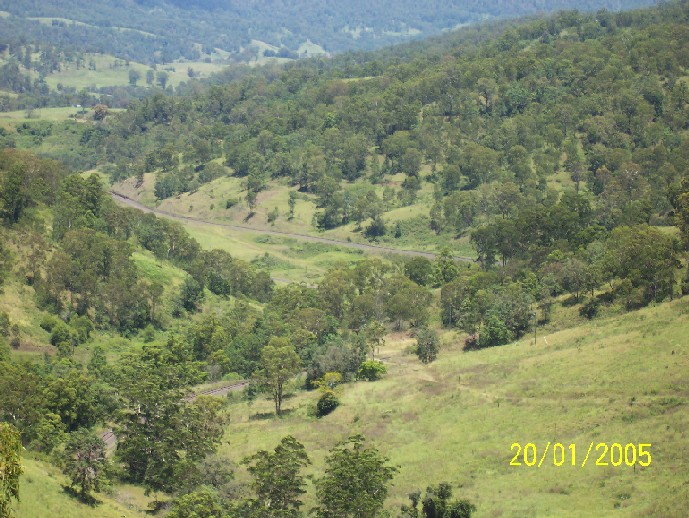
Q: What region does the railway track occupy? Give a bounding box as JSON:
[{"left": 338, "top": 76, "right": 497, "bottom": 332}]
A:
[{"left": 111, "top": 190, "right": 474, "bottom": 262}]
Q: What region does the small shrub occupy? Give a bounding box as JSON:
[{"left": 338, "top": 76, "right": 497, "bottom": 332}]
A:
[
  {"left": 267, "top": 207, "right": 279, "bottom": 224},
  {"left": 463, "top": 333, "right": 479, "bottom": 351},
  {"left": 141, "top": 324, "right": 156, "bottom": 343},
  {"left": 39, "top": 314, "right": 60, "bottom": 333},
  {"left": 316, "top": 390, "right": 340, "bottom": 417},
  {"left": 579, "top": 299, "right": 600, "bottom": 320},
  {"left": 9, "top": 324, "right": 20, "bottom": 349},
  {"left": 0, "top": 312, "right": 10, "bottom": 336},
  {"left": 357, "top": 360, "right": 387, "bottom": 381}
]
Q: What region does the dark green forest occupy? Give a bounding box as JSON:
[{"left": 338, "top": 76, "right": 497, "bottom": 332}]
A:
[{"left": 0, "top": 0, "right": 655, "bottom": 62}]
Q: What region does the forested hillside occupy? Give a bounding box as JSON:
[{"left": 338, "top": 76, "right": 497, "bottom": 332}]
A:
[
  {"left": 96, "top": 2, "right": 689, "bottom": 330},
  {"left": 1, "top": 0, "right": 654, "bottom": 63},
  {"left": 0, "top": 0, "right": 656, "bottom": 113}
]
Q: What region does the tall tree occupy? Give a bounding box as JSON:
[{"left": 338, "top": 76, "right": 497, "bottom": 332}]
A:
[
  {"left": 314, "top": 434, "right": 397, "bottom": 517},
  {"left": 253, "top": 338, "right": 301, "bottom": 415},
  {"left": 241, "top": 435, "right": 310, "bottom": 516},
  {"left": 114, "top": 338, "right": 223, "bottom": 494},
  {"left": 0, "top": 423, "right": 23, "bottom": 518},
  {"left": 62, "top": 430, "right": 108, "bottom": 501}
]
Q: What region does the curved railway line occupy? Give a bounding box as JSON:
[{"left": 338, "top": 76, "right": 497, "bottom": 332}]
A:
[{"left": 111, "top": 191, "right": 474, "bottom": 262}]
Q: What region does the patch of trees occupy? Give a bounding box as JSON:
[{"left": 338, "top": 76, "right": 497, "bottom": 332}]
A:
[
  {"left": 169, "top": 433, "right": 404, "bottom": 518},
  {"left": 0, "top": 334, "right": 228, "bottom": 502},
  {"left": 1, "top": 150, "right": 273, "bottom": 342},
  {"left": 176, "top": 257, "right": 431, "bottom": 388}
]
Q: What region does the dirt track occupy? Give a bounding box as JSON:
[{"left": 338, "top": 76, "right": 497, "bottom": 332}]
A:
[{"left": 111, "top": 191, "right": 474, "bottom": 262}]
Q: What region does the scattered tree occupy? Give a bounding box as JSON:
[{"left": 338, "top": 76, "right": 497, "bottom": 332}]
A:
[
  {"left": 62, "top": 430, "right": 108, "bottom": 501},
  {"left": 415, "top": 328, "right": 440, "bottom": 364},
  {"left": 240, "top": 435, "right": 310, "bottom": 516},
  {"left": 253, "top": 338, "right": 301, "bottom": 415},
  {"left": 314, "top": 434, "right": 398, "bottom": 517}
]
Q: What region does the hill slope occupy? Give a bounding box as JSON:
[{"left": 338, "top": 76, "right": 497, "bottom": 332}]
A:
[
  {"left": 0, "top": 0, "right": 656, "bottom": 63},
  {"left": 219, "top": 297, "right": 689, "bottom": 516}
]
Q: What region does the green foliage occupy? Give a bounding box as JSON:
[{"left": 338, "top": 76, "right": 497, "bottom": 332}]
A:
[
  {"left": 61, "top": 430, "right": 108, "bottom": 501},
  {"left": 0, "top": 361, "right": 55, "bottom": 447},
  {"left": 401, "top": 483, "right": 476, "bottom": 518},
  {"left": 39, "top": 315, "right": 59, "bottom": 333},
  {"left": 240, "top": 435, "right": 310, "bottom": 516},
  {"left": 314, "top": 434, "right": 398, "bottom": 517},
  {"left": 357, "top": 360, "right": 387, "bottom": 381},
  {"left": 478, "top": 314, "right": 514, "bottom": 349},
  {"left": 0, "top": 312, "right": 9, "bottom": 337},
  {"left": 405, "top": 257, "right": 434, "bottom": 286},
  {"left": 415, "top": 328, "right": 440, "bottom": 364},
  {"left": 52, "top": 174, "right": 104, "bottom": 240},
  {"left": 180, "top": 275, "right": 205, "bottom": 312},
  {"left": 50, "top": 321, "right": 79, "bottom": 347},
  {"left": 113, "top": 337, "right": 223, "bottom": 494},
  {"left": 0, "top": 423, "right": 23, "bottom": 518},
  {"left": 579, "top": 299, "right": 600, "bottom": 320},
  {"left": 604, "top": 225, "right": 681, "bottom": 303},
  {"left": 44, "top": 368, "right": 108, "bottom": 432},
  {"left": 168, "top": 487, "right": 225, "bottom": 518},
  {"left": 0, "top": 164, "right": 28, "bottom": 224},
  {"left": 253, "top": 339, "right": 301, "bottom": 415},
  {"left": 316, "top": 390, "right": 340, "bottom": 417}
]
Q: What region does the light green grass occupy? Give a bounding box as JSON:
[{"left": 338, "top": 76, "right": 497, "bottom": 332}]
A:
[
  {"left": 15, "top": 458, "right": 146, "bottom": 518},
  {"left": 113, "top": 169, "right": 475, "bottom": 262},
  {"left": 0, "top": 107, "right": 82, "bottom": 123},
  {"left": 298, "top": 40, "right": 327, "bottom": 56},
  {"left": 28, "top": 17, "right": 91, "bottom": 27},
  {"left": 41, "top": 53, "right": 227, "bottom": 92},
  {"left": 218, "top": 298, "right": 689, "bottom": 516}
]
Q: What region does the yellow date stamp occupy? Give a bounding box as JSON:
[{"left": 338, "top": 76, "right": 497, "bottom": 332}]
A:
[{"left": 510, "top": 442, "right": 652, "bottom": 468}]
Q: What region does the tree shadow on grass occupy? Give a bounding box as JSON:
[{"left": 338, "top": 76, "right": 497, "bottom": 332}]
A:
[
  {"left": 62, "top": 485, "right": 100, "bottom": 506},
  {"left": 249, "top": 408, "right": 295, "bottom": 420},
  {"left": 145, "top": 499, "right": 168, "bottom": 515}
]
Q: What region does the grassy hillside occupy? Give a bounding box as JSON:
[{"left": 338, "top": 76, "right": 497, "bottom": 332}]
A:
[
  {"left": 111, "top": 163, "right": 472, "bottom": 258},
  {"left": 15, "top": 458, "right": 147, "bottom": 518},
  {"left": 217, "top": 297, "right": 689, "bottom": 516}
]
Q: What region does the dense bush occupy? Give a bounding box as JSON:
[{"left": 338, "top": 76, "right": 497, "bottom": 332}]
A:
[
  {"left": 316, "top": 390, "right": 340, "bottom": 417},
  {"left": 357, "top": 360, "right": 387, "bottom": 381}
]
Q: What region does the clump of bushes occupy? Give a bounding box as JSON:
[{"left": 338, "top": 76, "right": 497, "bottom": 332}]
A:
[
  {"left": 357, "top": 360, "right": 387, "bottom": 381},
  {"left": 0, "top": 311, "right": 9, "bottom": 337},
  {"left": 316, "top": 391, "right": 340, "bottom": 417},
  {"left": 579, "top": 299, "right": 600, "bottom": 320}
]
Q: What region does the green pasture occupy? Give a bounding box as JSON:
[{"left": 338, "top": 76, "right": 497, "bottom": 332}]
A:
[{"left": 218, "top": 297, "right": 689, "bottom": 516}]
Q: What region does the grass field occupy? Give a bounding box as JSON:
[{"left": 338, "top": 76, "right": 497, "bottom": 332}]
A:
[
  {"left": 217, "top": 297, "right": 689, "bottom": 516},
  {"left": 15, "top": 458, "right": 147, "bottom": 518},
  {"left": 0, "top": 107, "right": 83, "bottom": 123},
  {"left": 112, "top": 166, "right": 474, "bottom": 262},
  {"left": 42, "top": 53, "right": 228, "bottom": 92}
]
